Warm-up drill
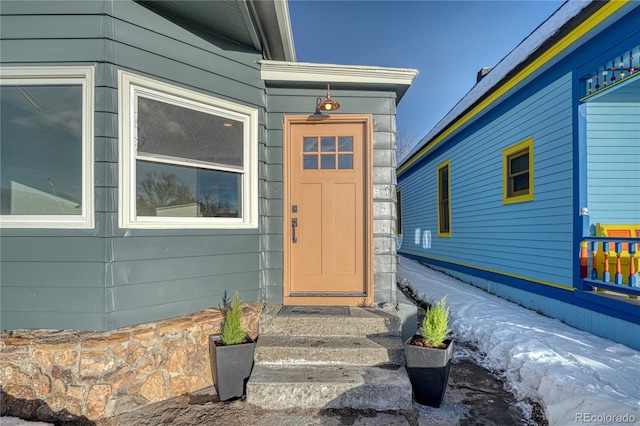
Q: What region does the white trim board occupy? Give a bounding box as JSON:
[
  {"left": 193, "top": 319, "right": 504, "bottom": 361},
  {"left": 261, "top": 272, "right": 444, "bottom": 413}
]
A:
[{"left": 260, "top": 60, "right": 418, "bottom": 86}]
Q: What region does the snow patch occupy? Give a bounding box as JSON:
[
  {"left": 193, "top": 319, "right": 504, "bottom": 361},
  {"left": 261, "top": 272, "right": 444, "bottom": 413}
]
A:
[{"left": 398, "top": 258, "right": 640, "bottom": 426}]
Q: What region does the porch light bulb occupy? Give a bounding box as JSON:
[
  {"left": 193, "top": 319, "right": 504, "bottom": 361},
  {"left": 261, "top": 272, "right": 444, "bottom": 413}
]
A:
[{"left": 317, "top": 84, "right": 340, "bottom": 112}]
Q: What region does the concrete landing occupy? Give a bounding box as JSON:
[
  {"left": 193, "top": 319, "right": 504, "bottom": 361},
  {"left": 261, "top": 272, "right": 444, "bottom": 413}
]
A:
[
  {"left": 254, "top": 335, "right": 405, "bottom": 366},
  {"left": 258, "top": 304, "right": 402, "bottom": 337},
  {"left": 246, "top": 304, "right": 413, "bottom": 411}
]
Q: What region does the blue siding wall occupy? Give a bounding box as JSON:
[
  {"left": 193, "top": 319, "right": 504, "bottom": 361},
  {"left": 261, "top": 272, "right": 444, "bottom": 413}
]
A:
[
  {"left": 399, "top": 72, "right": 575, "bottom": 288},
  {"left": 397, "top": 6, "right": 640, "bottom": 349},
  {"left": 586, "top": 100, "right": 640, "bottom": 226},
  {"left": 1, "top": 0, "right": 266, "bottom": 330}
]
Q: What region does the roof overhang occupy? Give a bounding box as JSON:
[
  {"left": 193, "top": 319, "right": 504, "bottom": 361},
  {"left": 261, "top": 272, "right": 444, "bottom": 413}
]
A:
[
  {"left": 260, "top": 60, "right": 419, "bottom": 103},
  {"left": 138, "top": 0, "right": 295, "bottom": 61},
  {"left": 248, "top": 0, "right": 296, "bottom": 62}
]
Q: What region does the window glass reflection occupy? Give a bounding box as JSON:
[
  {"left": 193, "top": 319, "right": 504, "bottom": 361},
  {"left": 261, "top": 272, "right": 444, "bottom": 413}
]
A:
[
  {"left": 338, "top": 136, "right": 353, "bottom": 152},
  {"left": 338, "top": 154, "right": 353, "bottom": 169},
  {"left": 303, "top": 155, "right": 318, "bottom": 169},
  {"left": 303, "top": 137, "right": 318, "bottom": 152},
  {"left": 138, "top": 97, "right": 243, "bottom": 167},
  {"left": 136, "top": 161, "right": 240, "bottom": 217},
  {"left": 0, "top": 85, "right": 83, "bottom": 215},
  {"left": 321, "top": 155, "right": 335, "bottom": 169},
  {"left": 321, "top": 137, "right": 336, "bottom": 152}
]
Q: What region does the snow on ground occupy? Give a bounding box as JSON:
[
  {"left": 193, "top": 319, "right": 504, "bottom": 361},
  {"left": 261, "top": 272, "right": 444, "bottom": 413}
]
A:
[{"left": 398, "top": 257, "right": 640, "bottom": 426}]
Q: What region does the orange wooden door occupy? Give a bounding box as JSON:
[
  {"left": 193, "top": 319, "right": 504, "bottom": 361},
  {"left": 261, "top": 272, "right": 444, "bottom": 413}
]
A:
[{"left": 284, "top": 116, "right": 372, "bottom": 306}]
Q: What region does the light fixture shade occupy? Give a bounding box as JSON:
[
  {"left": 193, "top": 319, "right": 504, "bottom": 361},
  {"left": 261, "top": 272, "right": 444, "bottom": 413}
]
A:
[
  {"left": 317, "top": 98, "right": 340, "bottom": 111},
  {"left": 317, "top": 84, "right": 340, "bottom": 112}
]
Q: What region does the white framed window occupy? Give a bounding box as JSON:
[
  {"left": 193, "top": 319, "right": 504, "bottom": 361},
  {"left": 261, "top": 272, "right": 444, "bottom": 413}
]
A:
[
  {"left": 0, "top": 66, "right": 94, "bottom": 229},
  {"left": 118, "top": 71, "right": 258, "bottom": 229}
]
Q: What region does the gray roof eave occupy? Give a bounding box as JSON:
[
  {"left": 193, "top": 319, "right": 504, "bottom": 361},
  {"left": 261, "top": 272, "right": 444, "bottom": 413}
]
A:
[
  {"left": 247, "top": 0, "right": 296, "bottom": 61},
  {"left": 137, "top": 0, "right": 295, "bottom": 61}
]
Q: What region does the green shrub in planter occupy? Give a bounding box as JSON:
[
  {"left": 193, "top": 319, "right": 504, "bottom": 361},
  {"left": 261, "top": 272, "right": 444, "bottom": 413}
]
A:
[
  {"left": 405, "top": 296, "right": 453, "bottom": 407},
  {"left": 210, "top": 291, "right": 255, "bottom": 401},
  {"left": 421, "top": 296, "right": 451, "bottom": 348},
  {"left": 221, "top": 292, "right": 246, "bottom": 345}
]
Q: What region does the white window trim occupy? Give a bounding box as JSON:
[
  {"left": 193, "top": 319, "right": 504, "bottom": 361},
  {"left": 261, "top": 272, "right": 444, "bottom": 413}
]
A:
[
  {"left": 0, "top": 66, "right": 95, "bottom": 229},
  {"left": 118, "top": 70, "right": 258, "bottom": 229}
]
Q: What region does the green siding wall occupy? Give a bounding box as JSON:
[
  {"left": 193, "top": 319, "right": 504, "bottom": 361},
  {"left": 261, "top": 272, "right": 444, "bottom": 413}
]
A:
[
  {"left": 1, "top": 0, "right": 266, "bottom": 330},
  {"left": 263, "top": 87, "right": 399, "bottom": 305}
]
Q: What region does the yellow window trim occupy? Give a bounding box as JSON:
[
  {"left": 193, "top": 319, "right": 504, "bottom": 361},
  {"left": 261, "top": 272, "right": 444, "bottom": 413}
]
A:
[
  {"left": 437, "top": 159, "right": 452, "bottom": 237},
  {"left": 503, "top": 138, "right": 534, "bottom": 204},
  {"left": 396, "top": 188, "right": 403, "bottom": 236}
]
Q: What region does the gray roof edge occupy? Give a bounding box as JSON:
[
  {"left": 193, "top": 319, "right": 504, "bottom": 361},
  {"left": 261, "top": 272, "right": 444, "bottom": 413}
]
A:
[{"left": 248, "top": 0, "right": 296, "bottom": 61}]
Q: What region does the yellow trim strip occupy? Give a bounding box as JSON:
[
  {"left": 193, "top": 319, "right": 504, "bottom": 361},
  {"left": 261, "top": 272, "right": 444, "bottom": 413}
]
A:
[
  {"left": 399, "top": 249, "right": 575, "bottom": 291},
  {"left": 398, "top": 0, "right": 629, "bottom": 175}
]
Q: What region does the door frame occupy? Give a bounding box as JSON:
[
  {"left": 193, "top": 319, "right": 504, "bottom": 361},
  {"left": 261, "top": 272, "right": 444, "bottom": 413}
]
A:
[{"left": 282, "top": 114, "right": 374, "bottom": 306}]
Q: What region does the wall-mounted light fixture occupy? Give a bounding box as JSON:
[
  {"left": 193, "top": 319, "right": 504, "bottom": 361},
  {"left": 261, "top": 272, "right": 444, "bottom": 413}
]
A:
[{"left": 316, "top": 84, "right": 340, "bottom": 112}]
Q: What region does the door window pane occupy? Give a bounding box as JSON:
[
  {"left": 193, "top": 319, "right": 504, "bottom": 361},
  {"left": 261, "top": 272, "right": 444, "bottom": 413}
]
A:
[
  {"left": 338, "top": 154, "right": 353, "bottom": 169},
  {"left": 321, "top": 155, "right": 335, "bottom": 169},
  {"left": 321, "top": 137, "right": 336, "bottom": 152},
  {"left": 338, "top": 136, "right": 353, "bottom": 152},
  {"left": 303, "top": 137, "right": 318, "bottom": 152},
  {"left": 1, "top": 85, "right": 83, "bottom": 215},
  {"left": 303, "top": 155, "right": 318, "bottom": 169}
]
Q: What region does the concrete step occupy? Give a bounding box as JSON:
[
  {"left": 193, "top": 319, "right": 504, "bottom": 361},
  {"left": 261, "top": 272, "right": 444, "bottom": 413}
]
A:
[
  {"left": 258, "top": 304, "right": 402, "bottom": 337},
  {"left": 246, "top": 364, "right": 413, "bottom": 410},
  {"left": 254, "top": 335, "right": 405, "bottom": 366}
]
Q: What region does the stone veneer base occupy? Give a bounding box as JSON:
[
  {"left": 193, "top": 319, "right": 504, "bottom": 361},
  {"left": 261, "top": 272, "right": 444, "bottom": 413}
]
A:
[{"left": 0, "top": 303, "right": 262, "bottom": 423}]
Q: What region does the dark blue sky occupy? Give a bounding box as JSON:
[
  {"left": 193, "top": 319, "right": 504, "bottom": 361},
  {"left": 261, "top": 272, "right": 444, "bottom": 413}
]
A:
[{"left": 289, "top": 0, "right": 565, "bottom": 147}]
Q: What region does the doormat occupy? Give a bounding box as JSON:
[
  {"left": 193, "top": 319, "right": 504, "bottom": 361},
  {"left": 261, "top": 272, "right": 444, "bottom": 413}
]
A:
[{"left": 278, "top": 306, "right": 350, "bottom": 316}]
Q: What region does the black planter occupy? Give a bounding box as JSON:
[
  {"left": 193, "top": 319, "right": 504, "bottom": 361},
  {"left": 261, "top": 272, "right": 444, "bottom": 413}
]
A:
[
  {"left": 209, "top": 334, "right": 256, "bottom": 401},
  {"left": 404, "top": 336, "right": 453, "bottom": 407}
]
